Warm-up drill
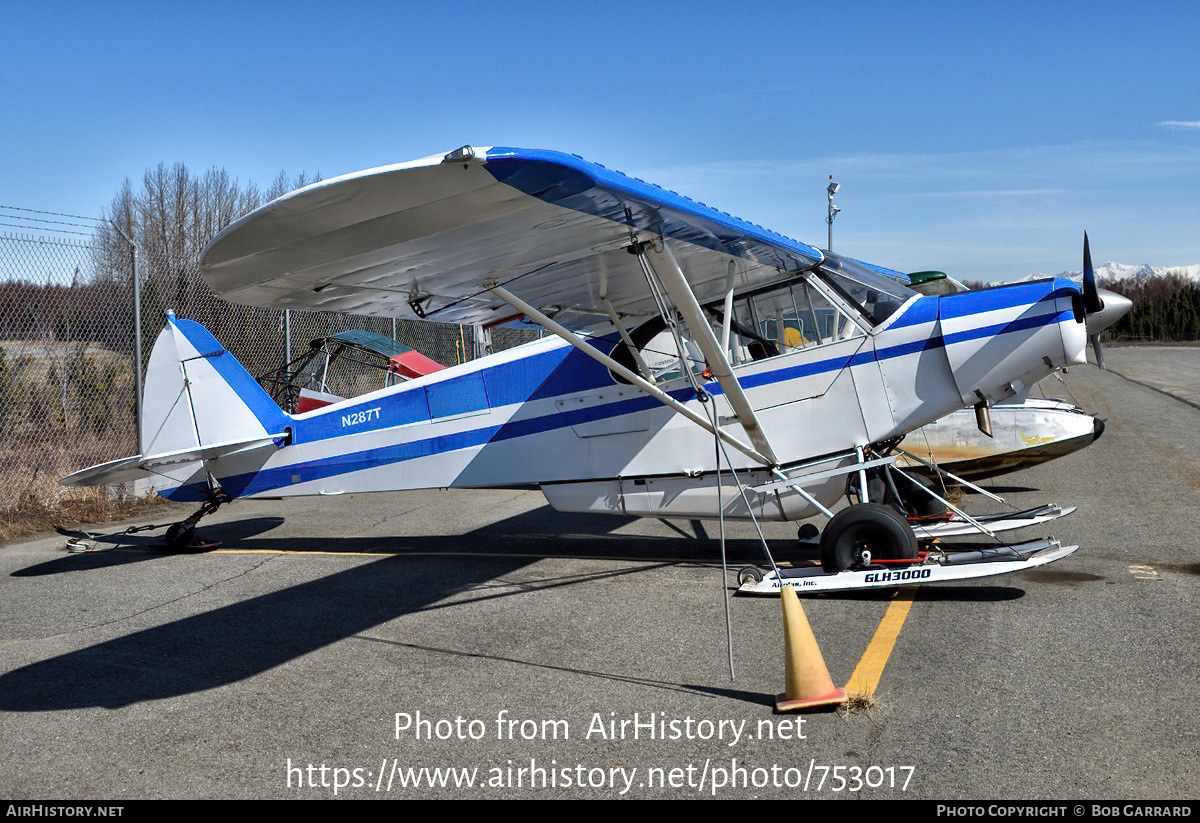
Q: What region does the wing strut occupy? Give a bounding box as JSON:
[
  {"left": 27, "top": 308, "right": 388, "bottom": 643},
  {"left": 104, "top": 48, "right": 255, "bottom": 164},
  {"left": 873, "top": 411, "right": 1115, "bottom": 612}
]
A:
[
  {"left": 641, "top": 243, "right": 780, "bottom": 466},
  {"left": 486, "top": 284, "right": 773, "bottom": 467}
]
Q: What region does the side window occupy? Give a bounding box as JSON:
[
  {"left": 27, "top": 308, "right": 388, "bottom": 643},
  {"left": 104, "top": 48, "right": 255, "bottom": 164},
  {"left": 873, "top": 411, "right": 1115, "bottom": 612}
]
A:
[
  {"left": 741, "top": 279, "right": 864, "bottom": 359},
  {"left": 608, "top": 315, "right": 709, "bottom": 385},
  {"left": 815, "top": 251, "right": 917, "bottom": 326},
  {"left": 639, "top": 329, "right": 704, "bottom": 382},
  {"left": 607, "top": 275, "right": 872, "bottom": 385}
]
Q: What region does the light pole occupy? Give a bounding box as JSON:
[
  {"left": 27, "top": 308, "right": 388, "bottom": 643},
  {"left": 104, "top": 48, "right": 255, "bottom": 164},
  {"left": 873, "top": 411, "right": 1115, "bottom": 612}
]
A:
[{"left": 826, "top": 176, "right": 840, "bottom": 251}]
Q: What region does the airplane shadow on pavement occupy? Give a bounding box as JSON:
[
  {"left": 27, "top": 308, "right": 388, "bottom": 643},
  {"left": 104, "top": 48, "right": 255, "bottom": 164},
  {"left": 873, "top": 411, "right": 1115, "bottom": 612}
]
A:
[
  {"left": 0, "top": 506, "right": 777, "bottom": 711},
  {"left": 1, "top": 502, "right": 1036, "bottom": 711}
]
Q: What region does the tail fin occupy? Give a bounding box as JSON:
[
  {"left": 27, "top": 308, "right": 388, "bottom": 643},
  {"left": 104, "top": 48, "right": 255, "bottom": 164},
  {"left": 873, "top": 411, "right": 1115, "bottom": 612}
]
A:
[
  {"left": 142, "top": 312, "right": 289, "bottom": 456},
  {"left": 60, "top": 314, "right": 289, "bottom": 492}
]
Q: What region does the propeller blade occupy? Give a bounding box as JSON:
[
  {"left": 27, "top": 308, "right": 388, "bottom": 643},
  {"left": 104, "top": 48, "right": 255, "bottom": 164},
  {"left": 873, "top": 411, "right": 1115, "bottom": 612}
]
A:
[
  {"left": 1089, "top": 333, "right": 1106, "bottom": 371},
  {"left": 1080, "top": 233, "right": 1127, "bottom": 369},
  {"left": 1082, "top": 232, "right": 1103, "bottom": 314}
]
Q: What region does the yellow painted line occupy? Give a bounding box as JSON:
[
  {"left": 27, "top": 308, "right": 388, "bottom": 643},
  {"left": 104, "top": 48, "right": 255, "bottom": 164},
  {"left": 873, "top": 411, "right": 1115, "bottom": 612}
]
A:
[
  {"left": 1128, "top": 564, "right": 1161, "bottom": 580},
  {"left": 209, "top": 548, "right": 714, "bottom": 564},
  {"left": 844, "top": 587, "right": 918, "bottom": 697}
]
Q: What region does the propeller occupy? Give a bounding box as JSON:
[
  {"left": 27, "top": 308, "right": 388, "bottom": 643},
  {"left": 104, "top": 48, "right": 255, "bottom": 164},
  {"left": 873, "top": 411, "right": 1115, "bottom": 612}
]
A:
[
  {"left": 1083, "top": 232, "right": 1105, "bottom": 368},
  {"left": 1080, "top": 232, "right": 1133, "bottom": 371}
]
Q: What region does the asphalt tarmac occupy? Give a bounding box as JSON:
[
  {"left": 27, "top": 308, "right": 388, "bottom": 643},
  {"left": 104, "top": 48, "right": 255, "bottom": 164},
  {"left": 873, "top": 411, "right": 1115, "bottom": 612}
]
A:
[{"left": 1, "top": 349, "right": 1197, "bottom": 799}]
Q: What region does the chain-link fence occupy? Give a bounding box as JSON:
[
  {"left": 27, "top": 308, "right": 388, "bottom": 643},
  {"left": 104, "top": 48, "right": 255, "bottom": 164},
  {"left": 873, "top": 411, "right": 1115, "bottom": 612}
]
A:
[
  {"left": 0, "top": 233, "right": 138, "bottom": 517},
  {"left": 0, "top": 230, "right": 539, "bottom": 523}
]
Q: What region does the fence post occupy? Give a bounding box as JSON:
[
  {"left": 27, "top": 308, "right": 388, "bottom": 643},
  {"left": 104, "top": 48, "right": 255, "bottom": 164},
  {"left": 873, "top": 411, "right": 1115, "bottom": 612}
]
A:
[
  {"left": 132, "top": 243, "right": 141, "bottom": 453},
  {"left": 111, "top": 224, "right": 142, "bottom": 453},
  {"left": 472, "top": 323, "right": 492, "bottom": 359}
]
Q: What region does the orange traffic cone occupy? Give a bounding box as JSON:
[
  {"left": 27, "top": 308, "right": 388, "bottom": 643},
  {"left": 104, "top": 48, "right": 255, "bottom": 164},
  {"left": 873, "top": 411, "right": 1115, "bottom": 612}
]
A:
[{"left": 776, "top": 585, "right": 848, "bottom": 712}]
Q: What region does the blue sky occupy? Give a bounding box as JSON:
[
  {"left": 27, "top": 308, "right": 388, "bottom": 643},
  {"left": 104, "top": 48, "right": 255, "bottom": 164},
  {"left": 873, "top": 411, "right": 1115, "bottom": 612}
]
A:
[{"left": 3, "top": 0, "right": 1198, "bottom": 281}]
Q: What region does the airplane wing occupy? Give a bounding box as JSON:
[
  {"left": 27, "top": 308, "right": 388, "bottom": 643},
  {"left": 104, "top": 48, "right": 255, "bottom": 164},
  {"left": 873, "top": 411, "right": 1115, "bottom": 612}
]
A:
[{"left": 200, "top": 146, "right": 828, "bottom": 329}]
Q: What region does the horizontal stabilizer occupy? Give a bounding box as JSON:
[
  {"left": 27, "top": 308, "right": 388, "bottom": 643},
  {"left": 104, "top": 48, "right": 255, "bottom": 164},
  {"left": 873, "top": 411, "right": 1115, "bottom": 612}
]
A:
[
  {"left": 59, "top": 436, "right": 284, "bottom": 488},
  {"left": 58, "top": 455, "right": 148, "bottom": 488}
]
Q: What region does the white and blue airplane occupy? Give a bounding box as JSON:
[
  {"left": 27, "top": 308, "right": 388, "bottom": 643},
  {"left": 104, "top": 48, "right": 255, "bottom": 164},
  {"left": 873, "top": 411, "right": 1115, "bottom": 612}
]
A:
[{"left": 61, "top": 146, "right": 1128, "bottom": 591}]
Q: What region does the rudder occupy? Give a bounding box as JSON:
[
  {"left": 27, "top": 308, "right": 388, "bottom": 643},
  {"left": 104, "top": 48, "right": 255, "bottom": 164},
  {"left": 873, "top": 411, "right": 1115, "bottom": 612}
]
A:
[{"left": 141, "top": 312, "right": 289, "bottom": 456}]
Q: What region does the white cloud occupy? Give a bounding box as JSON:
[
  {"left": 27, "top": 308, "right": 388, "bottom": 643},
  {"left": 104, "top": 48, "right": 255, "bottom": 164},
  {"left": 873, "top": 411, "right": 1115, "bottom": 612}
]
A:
[{"left": 1157, "top": 120, "right": 1200, "bottom": 130}]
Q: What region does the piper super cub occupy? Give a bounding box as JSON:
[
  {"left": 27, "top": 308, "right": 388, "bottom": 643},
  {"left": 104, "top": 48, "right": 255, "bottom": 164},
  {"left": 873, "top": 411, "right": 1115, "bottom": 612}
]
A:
[{"left": 61, "top": 146, "right": 1130, "bottom": 593}]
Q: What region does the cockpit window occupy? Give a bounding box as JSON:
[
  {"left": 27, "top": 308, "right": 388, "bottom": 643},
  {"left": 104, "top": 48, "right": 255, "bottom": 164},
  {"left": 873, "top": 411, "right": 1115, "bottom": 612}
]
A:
[
  {"left": 736, "top": 277, "right": 865, "bottom": 357},
  {"left": 607, "top": 314, "right": 710, "bottom": 385},
  {"left": 607, "top": 256, "right": 917, "bottom": 384}
]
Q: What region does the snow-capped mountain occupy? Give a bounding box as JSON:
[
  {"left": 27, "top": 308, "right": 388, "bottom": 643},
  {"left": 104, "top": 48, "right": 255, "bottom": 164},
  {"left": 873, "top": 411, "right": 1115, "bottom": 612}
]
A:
[
  {"left": 1017, "top": 262, "right": 1200, "bottom": 285},
  {"left": 1003, "top": 267, "right": 1200, "bottom": 290}
]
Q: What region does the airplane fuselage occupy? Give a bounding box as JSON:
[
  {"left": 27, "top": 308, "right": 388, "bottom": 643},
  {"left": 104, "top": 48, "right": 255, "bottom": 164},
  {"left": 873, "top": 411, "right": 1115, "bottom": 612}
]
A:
[{"left": 156, "top": 277, "right": 1087, "bottom": 522}]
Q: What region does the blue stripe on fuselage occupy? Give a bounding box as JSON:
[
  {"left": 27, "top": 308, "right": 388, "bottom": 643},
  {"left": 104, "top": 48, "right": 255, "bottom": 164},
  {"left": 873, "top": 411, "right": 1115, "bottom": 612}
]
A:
[
  {"left": 284, "top": 291, "right": 1068, "bottom": 450},
  {"left": 292, "top": 339, "right": 608, "bottom": 443},
  {"left": 937, "top": 278, "right": 1079, "bottom": 320}
]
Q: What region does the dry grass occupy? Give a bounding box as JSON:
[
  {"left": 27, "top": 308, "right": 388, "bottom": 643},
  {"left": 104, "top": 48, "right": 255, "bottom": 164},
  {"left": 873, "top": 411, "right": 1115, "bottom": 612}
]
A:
[
  {"left": 0, "top": 423, "right": 156, "bottom": 543},
  {"left": 940, "top": 481, "right": 965, "bottom": 505},
  {"left": 837, "top": 691, "right": 881, "bottom": 717},
  {"left": 0, "top": 485, "right": 167, "bottom": 543}
]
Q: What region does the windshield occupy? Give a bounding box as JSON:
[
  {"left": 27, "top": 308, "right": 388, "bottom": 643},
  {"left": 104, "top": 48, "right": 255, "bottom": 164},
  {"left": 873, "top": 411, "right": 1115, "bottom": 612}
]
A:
[{"left": 817, "top": 251, "right": 916, "bottom": 326}]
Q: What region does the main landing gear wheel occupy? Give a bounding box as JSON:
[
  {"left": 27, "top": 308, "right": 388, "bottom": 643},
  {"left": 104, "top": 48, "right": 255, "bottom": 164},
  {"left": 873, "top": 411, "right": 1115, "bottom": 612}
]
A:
[{"left": 819, "top": 503, "right": 918, "bottom": 573}]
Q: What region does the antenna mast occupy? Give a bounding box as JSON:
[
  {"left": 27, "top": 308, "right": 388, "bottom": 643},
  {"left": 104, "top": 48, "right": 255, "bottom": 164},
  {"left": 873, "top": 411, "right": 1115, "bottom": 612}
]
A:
[{"left": 826, "top": 176, "right": 840, "bottom": 251}]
